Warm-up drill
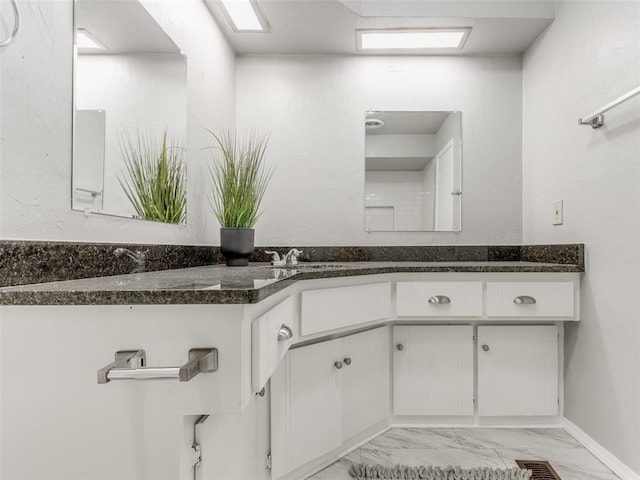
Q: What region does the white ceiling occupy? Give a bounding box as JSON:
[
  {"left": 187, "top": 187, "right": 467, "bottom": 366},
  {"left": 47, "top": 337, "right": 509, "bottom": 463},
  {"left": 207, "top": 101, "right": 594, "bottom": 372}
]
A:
[
  {"left": 365, "top": 111, "right": 449, "bottom": 171},
  {"left": 75, "top": 0, "right": 181, "bottom": 55},
  {"left": 204, "top": 0, "right": 556, "bottom": 56},
  {"left": 366, "top": 111, "right": 449, "bottom": 135}
]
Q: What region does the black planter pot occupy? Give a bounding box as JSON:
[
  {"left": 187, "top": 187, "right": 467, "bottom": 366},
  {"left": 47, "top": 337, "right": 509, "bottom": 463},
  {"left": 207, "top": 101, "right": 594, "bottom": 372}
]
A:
[{"left": 220, "top": 228, "right": 255, "bottom": 266}]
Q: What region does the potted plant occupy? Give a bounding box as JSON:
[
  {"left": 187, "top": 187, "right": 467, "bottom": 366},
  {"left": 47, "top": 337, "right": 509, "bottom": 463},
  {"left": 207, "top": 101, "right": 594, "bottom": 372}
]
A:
[
  {"left": 118, "top": 129, "right": 186, "bottom": 224},
  {"left": 207, "top": 129, "right": 273, "bottom": 266}
]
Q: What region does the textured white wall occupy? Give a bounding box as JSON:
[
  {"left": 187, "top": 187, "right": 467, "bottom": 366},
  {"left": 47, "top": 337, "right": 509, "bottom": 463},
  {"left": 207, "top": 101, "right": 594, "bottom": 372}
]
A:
[
  {"left": 523, "top": 1, "right": 640, "bottom": 474},
  {"left": 237, "top": 55, "right": 523, "bottom": 246},
  {"left": 0, "top": 0, "right": 235, "bottom": 244}
]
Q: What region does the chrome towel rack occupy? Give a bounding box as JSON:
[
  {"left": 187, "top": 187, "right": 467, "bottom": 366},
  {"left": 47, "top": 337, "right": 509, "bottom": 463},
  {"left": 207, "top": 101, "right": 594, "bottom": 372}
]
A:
[
  {"left": 98, "top": 348, "right": 218, "bottom": 384},
  {"left": 579, "top": 85, "right": 640, "bottom": 128}
]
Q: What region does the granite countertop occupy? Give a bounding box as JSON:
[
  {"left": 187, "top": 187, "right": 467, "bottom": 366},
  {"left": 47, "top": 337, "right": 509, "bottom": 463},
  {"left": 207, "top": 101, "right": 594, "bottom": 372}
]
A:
[{"left": 0, "top": 260, "right": 583, "bottom": 306}]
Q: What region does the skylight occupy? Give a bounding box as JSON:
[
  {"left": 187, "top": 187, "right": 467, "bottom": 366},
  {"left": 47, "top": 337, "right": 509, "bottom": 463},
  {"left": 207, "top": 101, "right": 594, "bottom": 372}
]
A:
[
  {"left": 76, "top": 28, "right": 105, "bottom": 50},
  {"left": 357, "top": 28, "right": 471, "bottom": 52},
  {"left": 219, "top": 0, "right": 269, "bottom": 32}
]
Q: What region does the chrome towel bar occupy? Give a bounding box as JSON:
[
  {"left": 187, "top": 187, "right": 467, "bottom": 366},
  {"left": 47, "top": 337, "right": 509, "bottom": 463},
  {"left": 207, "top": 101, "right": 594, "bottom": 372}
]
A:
[
  {"left": 98, "top": 348, "right": 218, "bottom": 384},
  {"left": 579, "top": 85, "right": 640, "bottom": 128}
]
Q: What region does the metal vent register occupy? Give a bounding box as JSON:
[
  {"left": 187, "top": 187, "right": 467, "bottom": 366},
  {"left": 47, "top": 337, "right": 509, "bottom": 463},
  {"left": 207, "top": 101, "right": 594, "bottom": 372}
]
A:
[{"left": 516, "top": 460, "right": 562, "bottom": 480}]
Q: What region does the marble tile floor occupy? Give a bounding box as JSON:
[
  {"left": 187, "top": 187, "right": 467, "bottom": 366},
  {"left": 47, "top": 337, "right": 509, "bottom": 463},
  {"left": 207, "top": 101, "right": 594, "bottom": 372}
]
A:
[{"left": 307, "top": 428, "right": 622, "bottom": 480}]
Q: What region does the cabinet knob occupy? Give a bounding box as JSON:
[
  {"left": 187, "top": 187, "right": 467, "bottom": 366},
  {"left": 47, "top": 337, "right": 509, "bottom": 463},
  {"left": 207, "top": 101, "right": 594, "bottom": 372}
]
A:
[
  {"left": 334, "top": 361, "right": 343, "bottom": 369},
  {"left": 513, "top": 295, "right": 536, "bottom": 305},
  {"left": 482, "top": 344, "right": 490, "bottom": 352},
  {"left": 277, "top": 324, "right": 293, "bottom": 342},
  {"left": 428, "top": 295, "right": 451, "bottom": 305},
  {"left": 343, "top": 357, "right": 352, "bottom": 366},
  {"left": 396, "top": 344, "right": 404, "bottom": 351}
]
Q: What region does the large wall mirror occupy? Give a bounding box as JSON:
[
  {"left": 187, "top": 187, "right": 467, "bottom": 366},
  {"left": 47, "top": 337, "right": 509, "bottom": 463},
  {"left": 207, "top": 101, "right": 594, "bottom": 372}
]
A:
[
  {"left": 364, "top": 111, "right": 462, "bottom": 232},
  {"left": 72, "top": 0, "right": 187, "bottom": 223}
]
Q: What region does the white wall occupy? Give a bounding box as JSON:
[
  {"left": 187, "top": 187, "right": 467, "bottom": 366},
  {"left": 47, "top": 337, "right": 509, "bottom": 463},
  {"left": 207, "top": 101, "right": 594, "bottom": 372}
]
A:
[
  {"left": 522, "top": 1, "right": 640, "bottom": 475},
  {"left": 0, "top": 0, "right": 235, "bottom": 244},
  {"left": 237, "top": 55, "right": 523, "bottom": 246}
]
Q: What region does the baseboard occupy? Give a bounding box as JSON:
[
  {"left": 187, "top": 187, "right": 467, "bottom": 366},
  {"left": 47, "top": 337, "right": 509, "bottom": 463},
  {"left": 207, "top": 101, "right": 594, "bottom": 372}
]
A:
[
  {"left": 274, "top": 420, "right": 390, "bottom": 480},
  {"left": 390, "top": 415, "right": 562, "bottom": 428},
  {"left": 562, "top": 417, "right": 639, "bottom": 480}
]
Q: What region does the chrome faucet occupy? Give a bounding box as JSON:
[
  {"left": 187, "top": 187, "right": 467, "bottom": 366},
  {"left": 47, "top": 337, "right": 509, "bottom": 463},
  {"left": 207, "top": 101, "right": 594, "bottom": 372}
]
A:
[
  {"left": 284, "top": 248, "right": 303, "bottom": 266},
  {"left": 265, "top": 249, "right": 303, "bottom": 267},
  {"left": 113, "top": 248, "right": 147, "bottom": 268}
]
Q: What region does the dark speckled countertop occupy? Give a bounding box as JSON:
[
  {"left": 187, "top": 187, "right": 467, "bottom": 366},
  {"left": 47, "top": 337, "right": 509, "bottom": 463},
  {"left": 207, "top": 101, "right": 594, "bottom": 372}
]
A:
[{"left": 0, "top": 260, "right": 583, "bottom": 306}]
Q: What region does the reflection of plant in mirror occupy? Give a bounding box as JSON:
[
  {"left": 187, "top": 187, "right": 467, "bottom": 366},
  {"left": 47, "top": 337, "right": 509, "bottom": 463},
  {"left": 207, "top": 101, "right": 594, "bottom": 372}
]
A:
[
  {"left": 207, "top": 129, "right": 273, "bottom": 228},
  {"left": 118, "top": 129, "right": 186, "bottom": 224}
]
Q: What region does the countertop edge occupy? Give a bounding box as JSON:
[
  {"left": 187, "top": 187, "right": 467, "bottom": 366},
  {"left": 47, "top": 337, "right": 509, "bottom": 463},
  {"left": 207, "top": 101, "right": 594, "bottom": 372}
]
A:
[{"left": 0, "top": 263, "right": 584, "bottom": 306}]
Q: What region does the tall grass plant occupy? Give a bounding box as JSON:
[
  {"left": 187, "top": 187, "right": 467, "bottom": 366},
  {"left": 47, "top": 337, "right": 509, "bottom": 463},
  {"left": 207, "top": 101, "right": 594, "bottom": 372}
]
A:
[
  {"left": 118, "top": 129, "right": 186, "bottom": 224},
  {"left": 207, "top": 130, "right": 273, "bottom": 229}
]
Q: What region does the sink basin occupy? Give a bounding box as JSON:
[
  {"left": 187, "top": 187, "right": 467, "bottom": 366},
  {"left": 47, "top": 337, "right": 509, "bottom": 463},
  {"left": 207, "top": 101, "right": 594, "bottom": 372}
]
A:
[
  {"left": 271, "top": 263, "right": 351, "bottom": 270},
  {"left": 297, "top": 263, "right": 351, "bottom": 269}
]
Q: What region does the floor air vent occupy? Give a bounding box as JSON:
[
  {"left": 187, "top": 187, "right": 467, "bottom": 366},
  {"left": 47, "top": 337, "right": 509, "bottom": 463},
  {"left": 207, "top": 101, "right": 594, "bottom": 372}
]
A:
[{"left": 516, "top": 460, "right": 562, "bottom": 480}]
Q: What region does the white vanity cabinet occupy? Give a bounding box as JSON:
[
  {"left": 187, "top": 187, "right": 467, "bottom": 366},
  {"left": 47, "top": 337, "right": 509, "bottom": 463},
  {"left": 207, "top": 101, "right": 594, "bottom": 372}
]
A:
[
  {"left": 393, "top": 325, "right": 474, "bottom": 416},
  {"left": 270, "top": 326, "right": 390, "bottom": 479},
  {"left": 477, "top": 325, "right": 559, "bottom": 416},
  {"left": 0, "top": 266, "right": 580, "bottom": 480},
  {"left": 0, "top": 304, "right": 256, "bottom": 480}
]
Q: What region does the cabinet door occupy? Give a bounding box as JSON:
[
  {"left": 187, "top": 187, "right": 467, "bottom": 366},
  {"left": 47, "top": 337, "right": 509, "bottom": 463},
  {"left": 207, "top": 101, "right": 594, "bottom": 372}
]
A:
[
  {"left": 477, "top": 325, "right": 558, "bottom": 416},
  {"left": 341, "top": 327, "right": 390, "bottom": 441},
  {"left": 252, "top": 295, "right": 298, "bottom": 393},
  {"left": 393, "top": 325, "right": 474, "bottom": 416},
  {"left": 271, "top": 340, "right": 342, "bottom": 477}
]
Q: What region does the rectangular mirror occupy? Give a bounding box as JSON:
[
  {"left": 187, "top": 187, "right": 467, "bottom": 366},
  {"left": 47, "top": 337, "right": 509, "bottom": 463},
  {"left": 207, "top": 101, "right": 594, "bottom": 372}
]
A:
[
  {"left": 72, "top": 0, "right": 187, "bottom": 224},
  {"left": 364, "top": 111, "right": 462, "bottom": 232}
]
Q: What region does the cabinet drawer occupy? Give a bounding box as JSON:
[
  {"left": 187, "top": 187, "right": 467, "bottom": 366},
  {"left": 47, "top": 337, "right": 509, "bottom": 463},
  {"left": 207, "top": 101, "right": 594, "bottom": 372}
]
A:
[
  {"left": 396, "top": 282, "right": 483, "bottom": 317},
  {"left": 252, "top": 295, "right": 298, "bottom": 393},
  {"left": 486, "top": 282, "right": 574, "bottom": 318},
  {"left": 301, "top": 283, "right": 391, "bottom": 336}
]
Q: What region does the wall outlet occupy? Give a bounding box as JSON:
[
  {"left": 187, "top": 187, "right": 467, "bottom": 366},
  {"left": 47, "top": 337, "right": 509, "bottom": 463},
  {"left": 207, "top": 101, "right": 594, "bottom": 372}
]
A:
[{"left": 552, "top": 200, "right": 563, "bottom": 225}]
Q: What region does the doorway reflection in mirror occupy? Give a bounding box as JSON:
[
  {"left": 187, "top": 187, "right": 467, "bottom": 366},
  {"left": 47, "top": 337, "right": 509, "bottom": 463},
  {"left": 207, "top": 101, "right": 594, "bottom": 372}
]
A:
[{"left": 364, "top": 111, "right": 462, "bottom": 232}]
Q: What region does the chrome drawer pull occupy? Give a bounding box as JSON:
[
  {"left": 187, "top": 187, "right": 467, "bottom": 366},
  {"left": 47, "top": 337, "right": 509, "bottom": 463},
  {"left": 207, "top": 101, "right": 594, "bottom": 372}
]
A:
[
  {"left": 277, "top": 324, "right": 294, "bottom": 341},
  {"left": 428, "top": 295, "right": 451, "bottom": 305},
  {"left": 513, "top": 295, "right": 536, "bottom": 305},
  {"left": 98, "top": 348, "right": 218, "bottom": 384}
]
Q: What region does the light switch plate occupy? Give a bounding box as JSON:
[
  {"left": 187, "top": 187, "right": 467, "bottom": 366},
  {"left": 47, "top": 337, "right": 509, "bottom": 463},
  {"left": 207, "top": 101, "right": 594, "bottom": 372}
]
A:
[{"left": 552, "top": 200, "right": 563, "bottom": 225}]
